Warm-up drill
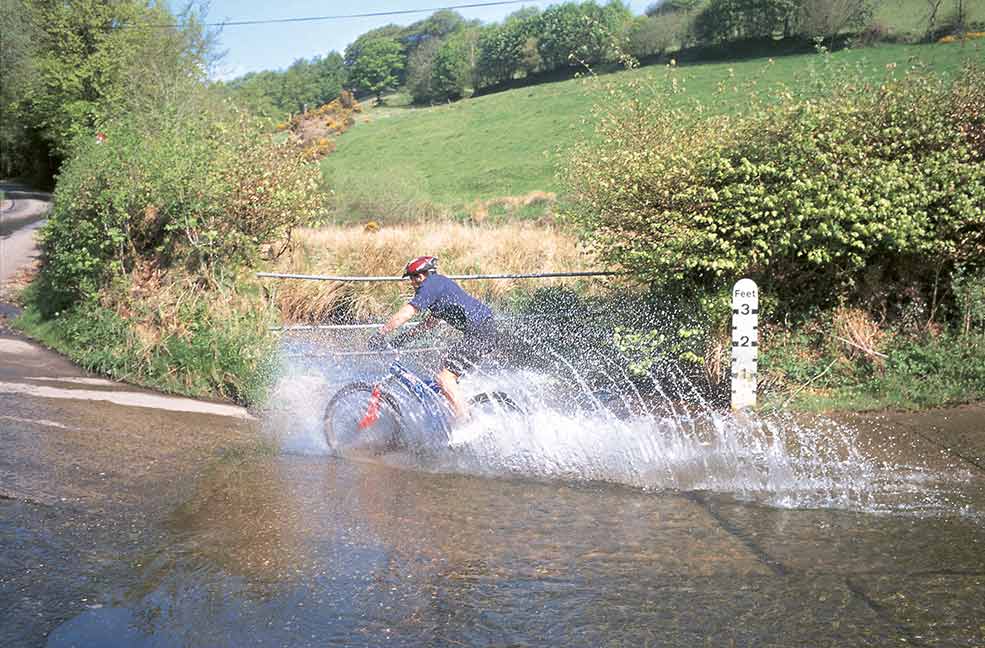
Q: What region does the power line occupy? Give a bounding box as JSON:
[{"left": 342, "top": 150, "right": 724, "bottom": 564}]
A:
[{"left": 135, "top": 1, "right": 538, "bottom": 29}]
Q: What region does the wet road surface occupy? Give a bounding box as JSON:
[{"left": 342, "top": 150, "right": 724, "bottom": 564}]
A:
[
  {"left": 0, "top": 329, "right": 258, "bottom": 646},
  {"left": 2, "top": 335, "right": 984, "bottom": 647},
  {"left": 0, "top": 184, "right": 48, "bottom": 304}
]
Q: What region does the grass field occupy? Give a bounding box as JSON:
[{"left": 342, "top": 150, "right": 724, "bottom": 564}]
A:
[{"left": 322, "top": 41, "right": 982, "bottom": 223}]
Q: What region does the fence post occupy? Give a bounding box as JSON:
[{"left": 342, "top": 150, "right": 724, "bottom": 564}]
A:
[{"left": 731, "top": 278, "right": 759, "bottom": 411}]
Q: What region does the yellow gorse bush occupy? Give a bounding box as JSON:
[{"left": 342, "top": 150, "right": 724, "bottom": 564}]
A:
[{"left": 939, "top": 32, "right": 985, "bottom": 44}]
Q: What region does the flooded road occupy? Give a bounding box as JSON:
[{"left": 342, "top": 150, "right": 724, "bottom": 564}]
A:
[
  {"left": 0, "top": 331, "right": 258, "bottom": 647},
  {"left": 74, "top": 448, "right": 985, "bottom": 647},
  {"left": 3, "top": 338, "right": 984, "bottom": 646}
]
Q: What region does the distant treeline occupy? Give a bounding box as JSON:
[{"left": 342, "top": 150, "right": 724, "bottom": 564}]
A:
[{"left": 221, "top": 0, "right": 980, "bottom": 115}]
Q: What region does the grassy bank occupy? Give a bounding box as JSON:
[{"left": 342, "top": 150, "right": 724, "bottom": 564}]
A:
[
  {"left": 324, "top": 42, "right": 982, "bottom": 222},
  {"left": 12, "top": 277, "right": 278, "bottom": 406},
  {"left": 757, "top": 306, "right": 985, "bottom": 413}
]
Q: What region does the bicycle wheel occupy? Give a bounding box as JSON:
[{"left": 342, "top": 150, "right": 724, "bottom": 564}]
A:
[{"left": 323, "top": 382, "right": 403, "bottom": 455}]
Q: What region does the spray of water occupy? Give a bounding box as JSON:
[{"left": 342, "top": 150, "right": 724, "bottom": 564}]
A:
[
  {"left": 447, "top": 368, "right": 961, "bottom": 512},
  {"left": 263, "top": 308, "right": 968, "bottom": 516}
]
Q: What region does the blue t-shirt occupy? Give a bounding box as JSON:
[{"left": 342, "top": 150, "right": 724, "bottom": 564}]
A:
[{"left": 409, "top": 274, "right": 493, "bottom": 334}]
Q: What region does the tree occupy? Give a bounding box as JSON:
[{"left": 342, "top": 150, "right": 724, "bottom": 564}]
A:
[
  {"left": 223, "top": 52, "right": 344, "bottom": 119},
  {"left": 346, "top": 38, "right": 404, "bottom": 104},
  {"left": 313, "top": 53, "right": 346, "bottom": 104},
  {"left": 223, "top": 70, "right": 283, "bottom": 118},
  {"left": 626, "top": 13, "right": 689, "bottom": 59},
  {"left": 406, "top": 39, "right": 441, "bottom": 103},
  {"left": 476, "top": 16, "right": 537, "bottom": 86},
  {"left": 796, "top": 0, "right": 874, "bottom": 43},
  {"left": 401, "top": 9, "right": 469, "bottom": 55},
  {"left": 343, "top": 25, "right": 404, "bottom": 67},
  {"left": 20, "top": 0, "right": 213, "bottom": 165},
  {"left": 694, "top": 0, "right": 802, "bottom": 43},
  {"left": 431, "top": 32, "right": 475, "bottom": 101},
  {"left": 537, "top": 1, "right": 632, "bottom": 71},
  {"left": 0, "top": 0, "right": 38, "bottom": 177},
  {"left": 646, "top": 0, "right": 701, "bottom": 16},
  {"left": 518, "top": 36, "right": 543, "bottom": 75},
  {"left": 538, "top": 3, "right": 593, "bottom": 69}
]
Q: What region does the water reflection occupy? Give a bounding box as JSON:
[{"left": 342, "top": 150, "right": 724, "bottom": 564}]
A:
[{"left": 48, "top": 450, "right": 985, "bottom": 647}]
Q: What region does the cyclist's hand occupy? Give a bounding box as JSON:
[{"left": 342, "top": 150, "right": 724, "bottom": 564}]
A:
[{"left": 367, "top": 332, "right": 389, "bottom": 351}]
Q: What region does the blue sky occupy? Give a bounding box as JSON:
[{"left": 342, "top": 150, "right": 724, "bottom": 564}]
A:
[{"left": 202, "top": 0, "right": 653, "bottom": 80}]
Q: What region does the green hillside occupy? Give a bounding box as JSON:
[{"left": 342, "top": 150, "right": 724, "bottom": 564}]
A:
[{"left": 322, "top": 41, "right": 983, "bottom": 222}]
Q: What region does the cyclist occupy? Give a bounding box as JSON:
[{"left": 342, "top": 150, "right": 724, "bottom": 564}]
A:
[{"left": 368, "top": 255, "right": 498, "bottom": 420}]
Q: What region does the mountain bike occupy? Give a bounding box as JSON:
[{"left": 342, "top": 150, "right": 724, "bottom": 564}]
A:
[{"left": 323, "top": 358, "right": 523, "bottom": 455}]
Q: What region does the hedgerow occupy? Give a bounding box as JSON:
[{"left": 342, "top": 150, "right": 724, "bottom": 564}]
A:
[
  {"left": 38, "top": 106, "right": 325, "bottom": 314},
  {"left": 25, "top": 104, "right": 325, "bottom": 405},
  {"left": 561, "top": 61, "right": 985, "bottom": 320}
]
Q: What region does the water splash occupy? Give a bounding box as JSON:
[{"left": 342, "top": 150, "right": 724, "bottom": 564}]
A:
[
  {"left": 263, "top": 336, "right": 964, "bottom": 516},
  {"left": 432, "top": 369, "right": 952, "bottom": 513}
]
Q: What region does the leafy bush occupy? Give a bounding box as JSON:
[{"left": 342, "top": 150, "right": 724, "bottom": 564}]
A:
[
  {"left": 877, "top": 333, "right": 985, "bottom": 403},
  {"left": 949, "top": 62, "right": 985, "bottom": 158},
  {"left": 561, "top": 62, "right": 985, "bottom": 321},
  {"left": 38, "top": 106, "right": 325, "bottom": 314},
  {"left": 22, "top": 102, "right": 324, "bottom": 404},
  {"left": 761, "top": 319, "right": 985, "bottom": 410},
  {"left": 843, "top": 332, "right": 985, "bottom": 408}
]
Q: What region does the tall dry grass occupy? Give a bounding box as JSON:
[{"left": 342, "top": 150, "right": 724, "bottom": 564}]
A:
[
  {"left": 832, "top": 306, "right": 887, "bottom": 367},
  {"left": 271, "top": 222, "right": 595, "bottom": 322}
]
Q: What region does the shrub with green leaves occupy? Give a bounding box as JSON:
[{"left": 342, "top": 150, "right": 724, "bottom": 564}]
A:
[
  {"left": 23, "top": 104, "right": 324, "bottom": 405},
  {"left": 561, "top": 62, "right": 985, "bottom": 320},
  {"left": 769, "top": 330, "right": 985, "bottom": 410},
  {"left": 38, "top": 107, "right": 325, "bottom": 314}
]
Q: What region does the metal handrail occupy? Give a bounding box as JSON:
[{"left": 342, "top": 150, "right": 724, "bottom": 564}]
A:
[{"left": 257, "top": 270, "right": 622, "bottom": 282}]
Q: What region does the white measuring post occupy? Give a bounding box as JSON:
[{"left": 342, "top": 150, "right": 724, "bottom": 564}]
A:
[{"left": 731, "top": 278, "right": 759, "bottom": 411}]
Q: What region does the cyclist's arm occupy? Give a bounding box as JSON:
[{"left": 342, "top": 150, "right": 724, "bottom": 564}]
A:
[{"left": 380, "top": 304, "right": 418, "bottom": 335}]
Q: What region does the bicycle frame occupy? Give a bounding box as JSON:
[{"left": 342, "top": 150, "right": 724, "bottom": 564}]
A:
[{"left": 360, "top": 360, "right": 452, "bottom": 439}]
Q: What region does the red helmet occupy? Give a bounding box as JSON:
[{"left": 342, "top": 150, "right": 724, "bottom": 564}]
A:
[{"left": 402, "top": 255, "right": 438, "bottom": 277}]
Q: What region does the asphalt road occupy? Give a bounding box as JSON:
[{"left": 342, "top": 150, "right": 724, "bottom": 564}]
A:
[{"left": 0, "top": 184, "right": 49, "bottom": 299}]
